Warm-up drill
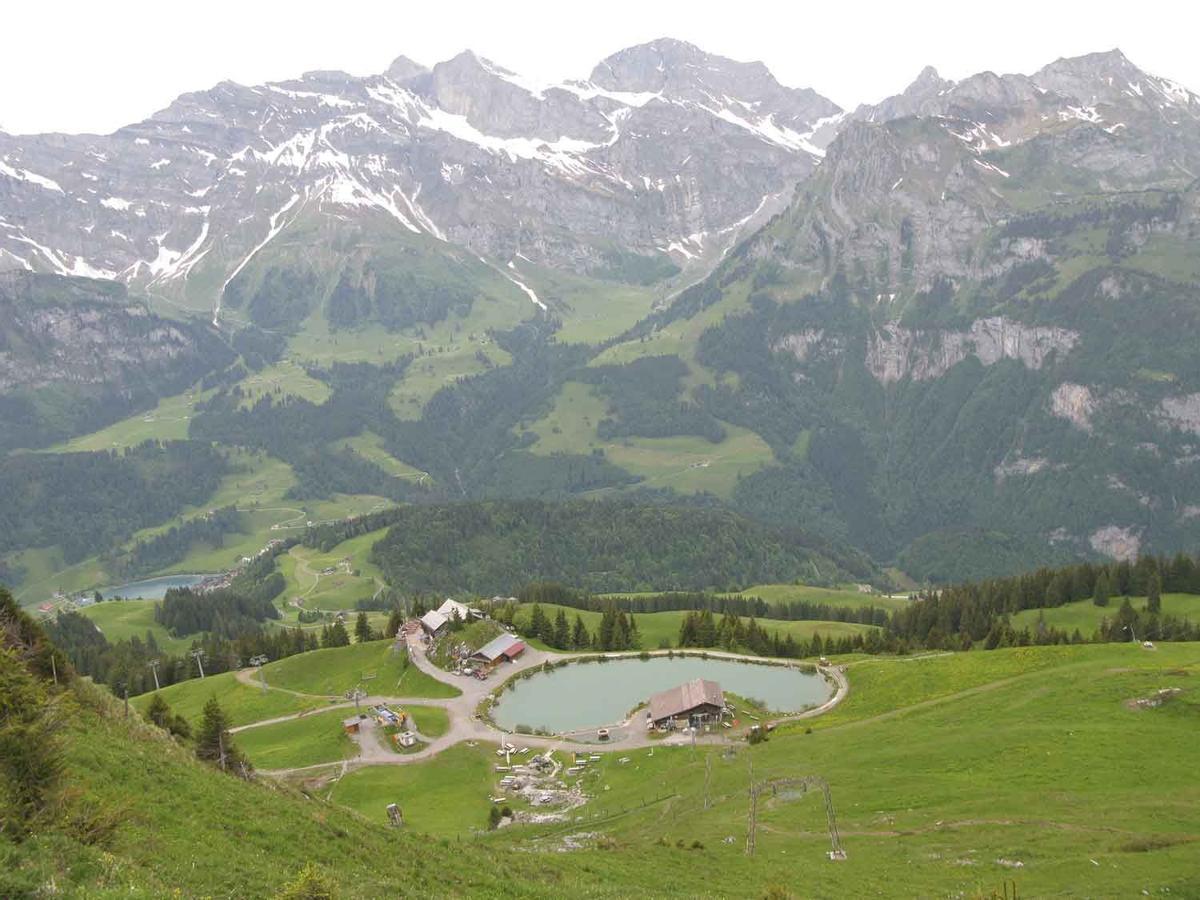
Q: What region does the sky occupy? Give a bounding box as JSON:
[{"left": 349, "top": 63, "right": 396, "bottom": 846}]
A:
[{"left": 3, "top": 0, "right": 1199, "bottom": 135}]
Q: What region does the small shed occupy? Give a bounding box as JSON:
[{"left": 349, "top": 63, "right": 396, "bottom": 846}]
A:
[
  {"left": 471, "top": 633, "right": 527, "bottom": 667},
  {"left": 420, "top": 610, "right": 448, "bottom": 636},
  {"left": 648, "top": 679, "right": 725, "bottom": 730},
  {"left": 342, "top": 715, "right": 363, "bottom": 735}
]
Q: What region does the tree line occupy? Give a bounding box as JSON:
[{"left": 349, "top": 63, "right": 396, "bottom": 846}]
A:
[
  {"left": 889, "top": 552, "right": 1200, "bottom": 649},
  {"left": 368, "top": 499, "right": 869, "bottom": 595},
  {"left": 0, "top": 440, "right": 229, "bottom": 564},
  {"left": 494, "top": 601, "right": 640, "bottom": 652},
  {"left": 517, "top": 582, "right": 889, "bottom": 626}
]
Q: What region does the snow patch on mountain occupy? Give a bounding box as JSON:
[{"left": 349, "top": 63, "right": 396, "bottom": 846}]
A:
[
  {"left": 218, "top": 192, "right": 304, "bottom": 323},
  {"left": 0, "top": 160, "right": 63, "bottom": 193}
]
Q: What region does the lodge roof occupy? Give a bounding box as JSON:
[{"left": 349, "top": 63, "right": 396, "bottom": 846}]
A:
[{"left": 648, "top": 678, "right": 725, "bottom": 722}]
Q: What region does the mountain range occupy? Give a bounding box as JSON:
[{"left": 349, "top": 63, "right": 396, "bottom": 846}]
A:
[{"left": 3, "top": 39, "right": 1200, "bottom": 587}]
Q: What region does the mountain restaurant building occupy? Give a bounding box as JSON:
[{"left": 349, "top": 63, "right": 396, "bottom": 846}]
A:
[{"left": 648, "top": 678, "right": 726, "bottom": 730}]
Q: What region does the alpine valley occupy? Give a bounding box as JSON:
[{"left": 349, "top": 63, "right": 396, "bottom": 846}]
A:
[{"left": 4, "top": 38, "right": 1200, "bottom": 594}]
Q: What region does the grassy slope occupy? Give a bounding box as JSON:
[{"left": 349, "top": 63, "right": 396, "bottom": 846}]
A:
[
  {"left": 521, "top": 380, "right": 774, "bottom": 499},
  {"left": 510, "top": 602, "right": 877, "bottom": 651},
  {"left": 11, "top": 642, "right": 1200, "bottom": 897},
  {"left": 236, "top": 707, "right": 360, "bottom": 771},
  {"left": 725, "top": 582, "right": 910, "bottom": 612},
  {"left": 275, "top": 529, "right": 389, "bottom": 616},
  {"left": 1010, "top": 592, "right": 1200, "bottom": 635},
  {"left": 331, "top": 430, "right": 431, "bottom": 483},
  {"left": 482, "top": 643, "right": 1200, "bottom": 897},
  {"left": 7, "top": 684, "right": 590, "bottom": 899},
  {"left": 331, "top": 743, "right": 500, "bottom": 836},
  {"left": 12, "top": 447, "right": 392, "bottom": 607},
  {"left": 407, "top": 704, "right": 450, "bottom": 738},
  {"left": 516, "top": 261, "right": 661, "bottom": 345},
  {"left": 132, "top": 670, "right": 328, "bottom": 729},
  {"left": 263, "top": 639, "right": 461, "bottom": 699},
  {"left": 78, "top": 599, "right": 193, "bottom": 654}
]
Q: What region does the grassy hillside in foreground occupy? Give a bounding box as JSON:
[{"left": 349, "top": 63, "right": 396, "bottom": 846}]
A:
[
  {"left": 3, "top": 682, "right": 591, "bottom": 899},
  {"left": 8, "top": 636, "right": 1200, "bottom": 897}
]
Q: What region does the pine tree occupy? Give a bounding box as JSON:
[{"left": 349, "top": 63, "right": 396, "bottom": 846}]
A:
[
  {"left": 1147, "top": 571, "right": 1162, "bottom": 614},
  {"left": 1093, "top": 572, "right": 1111, "bottom": 608},
  {"left": 528, "top": 604, "right": 549, "bottom": 642},
  {"left": 145, "top": 692, "right": 190, "bottom": 739},
  {"left": 384, "top": 607, "right": 404, "bottom": 638},
  {"left": 678, "top": 611, "right": 697, "bottom": 647},
  {"left": 552, "top": 609, "right": 570, "bottom": 649},
  {"left": 195, "top": 697, "right": 250, "bottom": 777},
  {"left": 571, "top": 614, "right": 590, "bottom": 649},
  {"left": 597, "top": 606, "right": 617, "bottom": 650},
  {"left": 323, "top": 619, "right": 350, "bottom": 648},
  {"left": 354, "top": 612, "right": 372, "bottom": 644},
  {"left": 615, "top": 612, "right": 631, "bottom": 650}
]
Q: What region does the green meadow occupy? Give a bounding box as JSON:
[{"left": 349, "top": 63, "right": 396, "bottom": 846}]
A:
[
  {"left": 133, "top": 670, "right": 328, "bottom": 730},
  {"left": 1010, "top": 592, "right": 1200, "bottom": 636},
  {"left": 522, "top": 380, "right": 775, "bottom": 498},
  {"left": 79, "top": 599, "right": 194, "bottom": 654},
  {"left": 331, "top": 743, "right": 500, "bottom": 835},
  {"left": 235, "top": 707, "right": 360, "bottom": 771},
  {"left": 262, "top": 639, "right": 461, "bottom": 699}
]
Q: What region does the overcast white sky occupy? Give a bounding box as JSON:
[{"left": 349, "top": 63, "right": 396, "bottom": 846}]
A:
[{"left": 3, "top": 0, "right": 1198, "bottom": 135}]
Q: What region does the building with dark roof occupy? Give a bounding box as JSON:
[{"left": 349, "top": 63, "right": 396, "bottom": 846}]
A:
[
  {"left": 470, "top": 632, "right": 527, "bottom": 666},
  {"left": 648, "top": 678, "right": 726, "bottom": 729}
]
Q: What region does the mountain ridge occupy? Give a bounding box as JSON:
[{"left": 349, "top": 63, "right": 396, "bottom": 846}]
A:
[{"left": 5, "top": 42, "right": 1200, "bottom": 586}]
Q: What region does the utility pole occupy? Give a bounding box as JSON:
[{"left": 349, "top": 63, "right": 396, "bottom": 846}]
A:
[
  {"left": 745, "top": 756, "right": 755, "bottom": 855},
  {"left": 123, "top": 684, "right": 129, "bottom": 718},
  {"left": 147, "top": 659, "right": 161, "bottom": 691},
  {"left": 190, "top": 649, "right": 207, "bottom": 678},
  {"left": 704, "top": 754, "right": 712, "bottom": 810}
]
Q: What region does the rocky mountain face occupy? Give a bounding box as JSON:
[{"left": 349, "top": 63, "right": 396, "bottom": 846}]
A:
[
  {"left": 0, "top": 272, "right": 231, "bottom": 450},
  {"left": 637, "top": 49, "right": 1200, "bottom": 579},
  {"left": 0, "top": 39, "right": 840, "bottom": 323}
]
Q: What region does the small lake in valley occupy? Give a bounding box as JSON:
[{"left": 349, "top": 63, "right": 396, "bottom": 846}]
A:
[
  {"left": 492, "top": 655, "right": 832, "bottom": 733},
  {"left": 97, "top": 574, "right": 210, "bottom": 601}
]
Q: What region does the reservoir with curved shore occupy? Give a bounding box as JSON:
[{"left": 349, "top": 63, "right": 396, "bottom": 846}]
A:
[
  {"left": 98, "top": 574, "right": 210, "bottom": 601},
  {"left": 492, "top": 655, "right": 832, "bottom": 733}
]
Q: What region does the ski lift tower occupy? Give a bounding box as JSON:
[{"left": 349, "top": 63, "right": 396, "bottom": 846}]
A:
[
  {"left": 249, "top": 654, "right": 269, "bottom": 692},
  {"left": 189, "top": 648, "right": 207, "bottom": 678}
]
